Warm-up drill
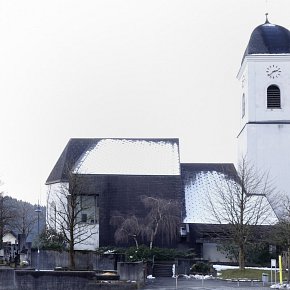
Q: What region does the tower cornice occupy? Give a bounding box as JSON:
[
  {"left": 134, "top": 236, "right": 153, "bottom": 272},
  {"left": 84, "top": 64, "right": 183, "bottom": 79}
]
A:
[
  {"left": 237, "top": 54, "right": 290, "bottom": 79},
  {"left": 237, "top": 121, "right": 290, "bottom": 138}
]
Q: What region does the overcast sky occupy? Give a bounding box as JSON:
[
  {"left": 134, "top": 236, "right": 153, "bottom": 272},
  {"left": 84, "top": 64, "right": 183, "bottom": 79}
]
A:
[{"left": 0, "top": 0, "right": 289, "bottom": 204}]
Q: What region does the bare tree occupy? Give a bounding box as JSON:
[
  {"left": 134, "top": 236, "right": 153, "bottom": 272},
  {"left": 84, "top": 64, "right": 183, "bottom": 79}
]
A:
[
  {"left": 10, "top": 202, "right": 39, "bottom": 236},
  {"left": 48, "top": 172, "right": 98, "bottom": 269},
  {"left": 110, "top": 196, "right": 181, "bottom": 249},
  {"left": 0, "top": 192, "right": 17, "bottom": 249},
  {"left": 141, "top": 196, "right": 180, "bottom": 249},
  {"left": 110, "top": 212, "right": 142, "bottom": 249},
  {"left": 206, "top": 158, "right": 277, "bottom": 269}
]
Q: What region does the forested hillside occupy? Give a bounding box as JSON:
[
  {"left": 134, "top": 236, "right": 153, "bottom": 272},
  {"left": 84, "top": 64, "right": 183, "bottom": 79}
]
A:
[{"left": 1, "top": 194, "right": 46, "bottom": 244}]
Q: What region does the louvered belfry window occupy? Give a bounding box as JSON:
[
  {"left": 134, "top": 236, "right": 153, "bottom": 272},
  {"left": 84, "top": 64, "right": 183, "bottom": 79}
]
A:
[{"left": 267, "top": 85, "right": 281, "bottom": 109}]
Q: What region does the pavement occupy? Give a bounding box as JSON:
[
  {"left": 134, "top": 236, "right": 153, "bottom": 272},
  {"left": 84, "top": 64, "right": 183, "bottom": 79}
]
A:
[{"left": 142, "top": 277, "right": 273, "bottom": 289}]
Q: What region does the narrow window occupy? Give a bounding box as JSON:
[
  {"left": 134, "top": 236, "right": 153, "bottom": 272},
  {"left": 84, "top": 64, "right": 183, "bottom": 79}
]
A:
[
  {"left": 50, "top": 201, "right": 57, "bottom": 230},
  {"left": 242, "top": 93, "right": 245, "bottom": 118},
  {"left": 81, "top": 213, "right": 87, "bottom": 223},
  {"left": 267, "top": 85, "right": 281, "bottom": 109}
]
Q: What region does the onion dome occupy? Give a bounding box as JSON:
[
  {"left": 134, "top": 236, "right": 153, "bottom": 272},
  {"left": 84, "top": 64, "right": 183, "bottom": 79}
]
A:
[{"left": 243, "top": 14, "right": 290, "bottom": 61}]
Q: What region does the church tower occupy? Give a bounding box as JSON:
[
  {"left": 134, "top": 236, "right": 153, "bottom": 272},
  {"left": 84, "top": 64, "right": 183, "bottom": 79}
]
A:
[{"left": 237, "top": 15, "right": 290, "bottom": 197}]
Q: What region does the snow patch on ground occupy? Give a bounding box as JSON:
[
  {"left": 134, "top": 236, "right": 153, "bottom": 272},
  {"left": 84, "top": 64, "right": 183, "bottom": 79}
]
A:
[
  {"left": 213, "top": 264, "right": 277, "bottom": 271},
  {"left": 270, "top": 284, "right": 290, "bottom": 289},
  {"left": 172, "top": 274, "right": 214, "bottom": 280}
]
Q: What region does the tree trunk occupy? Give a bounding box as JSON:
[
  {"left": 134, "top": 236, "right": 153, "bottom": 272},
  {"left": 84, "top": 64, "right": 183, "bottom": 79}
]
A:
[
  {"left": 0, "top": 224, "right": 3, "bottom": 249},
  {"left": 0, "top": 197, "right": 3, "bottom": 249},
  {"left": 288, "top": 245, "right": 290, "bottom": 283},
  {"left": 133, "top": 237, "right": 139, "bottom": 249},
  {"left": 69, "top": 242, "right": 75, "bottom": 270},
  {"left": 149, "top": 236, "right": 153, "bottom": 250},
  {"left": 239, "top": 243, "right": 245, "bottom": 270},
  {"left": 149, "top": 221, "right": 159, "bottom": 250}
]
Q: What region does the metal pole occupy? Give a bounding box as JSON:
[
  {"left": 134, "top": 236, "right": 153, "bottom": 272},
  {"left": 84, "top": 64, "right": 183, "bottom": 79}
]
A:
[
  {"left": 35, "top": 204, "right": 42, "bottom": 271},
  {"left": 279, "top": 255, "right": 283, "bottom": 285}
]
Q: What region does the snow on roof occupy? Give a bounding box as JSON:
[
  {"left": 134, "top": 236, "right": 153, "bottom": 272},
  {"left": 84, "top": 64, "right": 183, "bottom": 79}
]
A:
[
  {"left": 183, "top": 169, "right": 277, "bottom": 225},
  {"left": 183, "top": 170, "right": 224, "bottom": 223},
  {"left": 73, "top": 139, "right": 180, "bottom": 176}
]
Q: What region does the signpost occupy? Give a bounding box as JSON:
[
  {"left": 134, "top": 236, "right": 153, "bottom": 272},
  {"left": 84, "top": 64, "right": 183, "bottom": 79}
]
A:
[
  {"left": 279, "top": 255, "right": 283, "bottom": 285},
  {"left": 271, "top": 258, "right": 277, "bottom": 285},
  {"left": 35, "top": 204, "right": 42, "bottom": 271}
]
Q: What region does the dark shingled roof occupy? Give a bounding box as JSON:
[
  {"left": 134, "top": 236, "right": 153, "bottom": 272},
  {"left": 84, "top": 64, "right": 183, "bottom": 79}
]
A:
[
  {"left": 180, "top": 163, "right": 238, "bottom": 224},
  {"left": 46, "top": 138, "right": 96, "bottom": 184},
  {"left": 180, "top": 163, "right": 237, "bottom": 179},
  {"left": 243, "top": 20, "right": 290, "bottom": 62},
  {"left": 46, "top": 138, "right": 180, "bottom": 184}
]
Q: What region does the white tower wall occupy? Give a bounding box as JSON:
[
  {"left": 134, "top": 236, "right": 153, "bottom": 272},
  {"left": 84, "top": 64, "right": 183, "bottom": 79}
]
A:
[
  {"left": 238, "top": 123, "right": 290, "bottom": 197},
  {"left": 46, "top": 182, "right": 100, "bottom": 250},
  {"left": 238, "top": 55, "right": 290, "bottom": 199},
  {"left": 239, "top": 55, "right": 290, "bottom": 125}
]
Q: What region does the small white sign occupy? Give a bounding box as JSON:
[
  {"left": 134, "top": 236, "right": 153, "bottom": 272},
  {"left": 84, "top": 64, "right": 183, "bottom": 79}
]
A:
[{"left": 271, "top": 259, "right": 276, "bottom": 268}]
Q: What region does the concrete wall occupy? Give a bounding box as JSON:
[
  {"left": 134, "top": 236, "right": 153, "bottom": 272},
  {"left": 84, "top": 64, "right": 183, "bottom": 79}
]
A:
[
  {"left": 74, "top": 224, "right": 100, "bottom": 251},
  {"left": 0, "top": 268, "right": 139, "bottom": 290},
  {"left": 15, "top": 270, "right": 94, "bottom": 290},
  {"left": 117, "top": 261, "right": 144, "bottom": 282},
  {"left": 87, "top": 283, "right": 138, "bottom": 290},
  {"left": 0, "top": 268, "right": 16, "bottom": 290},
  {"left": 176, "top": 259, "right": 193, "bottom": 275},
  {"left": 202, "top": 242, "right": 231, "bottom": 263},
  {"left": 30, "top": 250, "right": 123, "bottom": 270}
]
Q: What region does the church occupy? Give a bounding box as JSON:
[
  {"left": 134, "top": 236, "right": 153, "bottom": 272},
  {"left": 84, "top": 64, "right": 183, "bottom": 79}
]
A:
[{"left": 46, "top": 15, "right": 288, "bottom": 262}]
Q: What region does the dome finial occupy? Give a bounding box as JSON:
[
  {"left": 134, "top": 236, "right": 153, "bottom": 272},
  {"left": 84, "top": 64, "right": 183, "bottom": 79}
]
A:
[{"left": 265, "top": 13, "right": 270, "bottom": 24}]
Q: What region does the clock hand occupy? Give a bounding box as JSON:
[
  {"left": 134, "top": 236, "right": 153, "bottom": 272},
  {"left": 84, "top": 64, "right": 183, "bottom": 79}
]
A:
[{"left": 268, "top": 69, "right": 279, "bottom": 76}]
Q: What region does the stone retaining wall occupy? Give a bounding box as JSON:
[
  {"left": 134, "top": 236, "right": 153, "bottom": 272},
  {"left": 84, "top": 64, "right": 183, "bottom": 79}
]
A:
[
  {"left": 30, "top": 250, "right": 123, "bottom": 270},
  {"left": 0, "top": 264, "right": 143, "bottom": 290},
  {"left": 117, "top": 261, "right": 144, "bottom": 283},
  {"left": 15, "top": 270, "right": 95, "bottom": 290},
  {"left": 0, "top": 268, "right": 16, "bottom": 290}
]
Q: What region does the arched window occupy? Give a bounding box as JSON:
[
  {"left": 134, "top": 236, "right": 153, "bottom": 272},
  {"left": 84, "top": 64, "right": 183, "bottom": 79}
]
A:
[
  {"left": 242, "top": 93, "right": 245, "bottom": 118},
  {"left": 267, "top": 85, "right": 281, "bottom": 109}
]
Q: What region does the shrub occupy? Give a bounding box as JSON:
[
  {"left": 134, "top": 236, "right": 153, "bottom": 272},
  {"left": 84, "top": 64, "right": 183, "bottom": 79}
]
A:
[
  {"left": 38, "top": 228, "right": 65, "bottom": 251},
  {"left": 125, "top": 245, "right": 194, "bottom": 262},
  {"left": 190, "top": 261, "right": 211, "bottom": 274}
]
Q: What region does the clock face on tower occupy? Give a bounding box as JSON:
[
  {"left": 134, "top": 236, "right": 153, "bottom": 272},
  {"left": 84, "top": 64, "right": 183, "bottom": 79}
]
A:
[{"left": 266, "top": 65, "right": 282, "bottom": 79}]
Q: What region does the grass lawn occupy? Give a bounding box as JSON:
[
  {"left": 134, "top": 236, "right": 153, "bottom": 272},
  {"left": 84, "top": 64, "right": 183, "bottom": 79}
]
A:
[{"left": 220, "top": 268, "right": 284, "bottom": 280}]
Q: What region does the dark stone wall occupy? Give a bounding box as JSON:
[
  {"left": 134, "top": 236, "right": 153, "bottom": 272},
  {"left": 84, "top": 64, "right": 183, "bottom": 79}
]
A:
[
  {"left": 15, "top": 270, "right": 95, "bottom": 290},
  {"left": 0, "top": 269, "right": 141, "bottom": 290},
  {"left": 117, "top": 261, "right": 144, "bottom": 282},
  {"left": 78, "top": 174, "right": 182, "bottom": 247},
  {"left": 86, "top": 282, "right": 138, "bottom": 290},
  {"left": 30, "top": 250, "right": 123, "bottom": 270},
  {"left": 176, "top": 258, "right": 194, "bottom": 275},
  {"left": 0, "top": 268, "right": 16, "bottom": 289}
]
